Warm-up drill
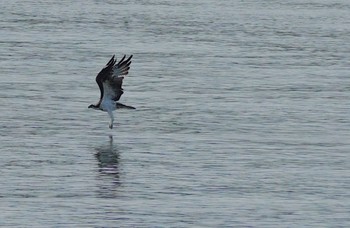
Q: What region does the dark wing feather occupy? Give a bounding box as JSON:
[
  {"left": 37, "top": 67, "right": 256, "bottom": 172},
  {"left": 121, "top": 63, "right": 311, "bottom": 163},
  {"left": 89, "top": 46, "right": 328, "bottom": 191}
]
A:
[
  {"left": 96, "top": 55, "right": 133, "bottom": 102},
  {"left": 95, "top": 55, "right": 116, "bottom": 103},
  {"left": 115, "top": 55, "right": 133, "bottom": 76},
  {"left": 107, "top": 76, "right": 124, "bottom": 101}
]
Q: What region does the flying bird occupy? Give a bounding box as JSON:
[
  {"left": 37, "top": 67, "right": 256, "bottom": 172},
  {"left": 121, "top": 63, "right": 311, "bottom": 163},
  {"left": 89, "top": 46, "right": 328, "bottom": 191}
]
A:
[{"left": 89, "top": 54, "right": 135, "bottom": 129}]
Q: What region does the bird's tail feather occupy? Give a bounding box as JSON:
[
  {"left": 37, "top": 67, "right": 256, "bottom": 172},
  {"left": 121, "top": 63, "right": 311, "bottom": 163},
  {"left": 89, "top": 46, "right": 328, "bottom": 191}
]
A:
[{"left": 116, "top": 102, "right": 136, "bottom": 109}]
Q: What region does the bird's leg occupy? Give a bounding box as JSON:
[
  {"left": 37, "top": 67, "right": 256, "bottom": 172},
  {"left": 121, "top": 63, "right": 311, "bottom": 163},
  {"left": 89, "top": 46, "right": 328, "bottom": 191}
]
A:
[{"left": 107, "top": 110, "right": 114, "bottom": 129}]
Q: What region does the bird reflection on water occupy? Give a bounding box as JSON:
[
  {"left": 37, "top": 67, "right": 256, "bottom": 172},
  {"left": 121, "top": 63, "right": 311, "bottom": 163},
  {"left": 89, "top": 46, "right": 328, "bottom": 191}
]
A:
[
  {"left": 94, "top": 135, "right": 121, "bottom": 198},
  {"left": 95, "top": 135, "right": 120, "bottom": 175}
]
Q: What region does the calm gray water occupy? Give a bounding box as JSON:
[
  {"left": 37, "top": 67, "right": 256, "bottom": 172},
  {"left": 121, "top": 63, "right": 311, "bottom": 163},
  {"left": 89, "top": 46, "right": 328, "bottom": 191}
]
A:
[{"left": 1, "top": 0, "right": 350, "bottom": 227}]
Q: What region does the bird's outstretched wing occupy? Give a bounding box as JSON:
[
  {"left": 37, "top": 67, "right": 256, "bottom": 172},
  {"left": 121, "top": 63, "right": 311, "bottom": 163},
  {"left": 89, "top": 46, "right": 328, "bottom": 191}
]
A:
[{"left": 95, "top": 55, "right": 133, "bottom": 103}]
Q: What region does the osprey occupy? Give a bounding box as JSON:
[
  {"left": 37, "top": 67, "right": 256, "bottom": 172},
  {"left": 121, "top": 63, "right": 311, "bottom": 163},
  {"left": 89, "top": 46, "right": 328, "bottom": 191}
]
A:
[{"left": 89, "top": 54, "right": 135, "bottom": 129}]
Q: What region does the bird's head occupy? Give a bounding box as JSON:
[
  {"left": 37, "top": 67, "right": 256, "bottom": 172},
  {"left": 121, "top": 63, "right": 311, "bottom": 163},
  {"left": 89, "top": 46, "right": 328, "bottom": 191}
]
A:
[{"left": 88, "top": 104, "right": 99, "bottom": 110}]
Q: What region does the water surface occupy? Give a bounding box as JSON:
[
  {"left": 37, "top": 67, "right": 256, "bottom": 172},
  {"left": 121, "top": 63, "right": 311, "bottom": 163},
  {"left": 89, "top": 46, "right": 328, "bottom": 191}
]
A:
[{"left": 1, "top": 0, "right": 350, "bottom": 227}]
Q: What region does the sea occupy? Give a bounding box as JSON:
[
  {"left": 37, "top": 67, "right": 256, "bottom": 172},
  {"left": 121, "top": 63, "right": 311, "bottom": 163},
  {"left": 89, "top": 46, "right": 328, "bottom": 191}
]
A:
[{"left": 1, "top": 0, "right": 350, "bottom": 227}]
